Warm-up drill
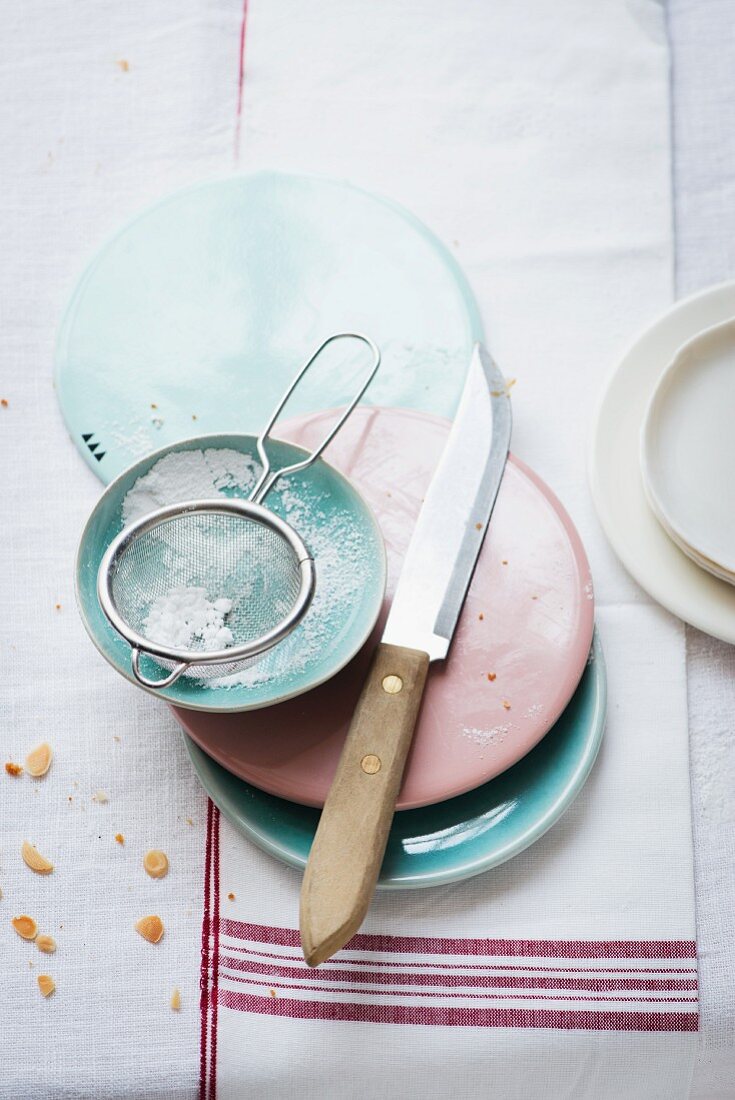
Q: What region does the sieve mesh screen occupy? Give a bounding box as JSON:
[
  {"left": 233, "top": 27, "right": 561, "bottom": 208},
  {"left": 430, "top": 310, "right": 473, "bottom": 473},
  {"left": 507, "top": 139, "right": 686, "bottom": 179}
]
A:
[{"left": 108, "top": 511, "right": 305, "bottom": 679}]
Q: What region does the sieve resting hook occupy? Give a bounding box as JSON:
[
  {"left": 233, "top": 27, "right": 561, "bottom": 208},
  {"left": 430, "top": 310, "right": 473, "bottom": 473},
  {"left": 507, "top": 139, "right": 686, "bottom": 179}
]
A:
[{"left": 131, "top": 648, "right": 189, "bottom": 688}]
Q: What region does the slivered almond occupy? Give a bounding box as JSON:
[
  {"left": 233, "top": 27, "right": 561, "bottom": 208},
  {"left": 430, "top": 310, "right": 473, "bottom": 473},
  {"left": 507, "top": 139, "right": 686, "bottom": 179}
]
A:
[
  {"left": 92, "top": 790, "right": 108, "bottom": 803},
  {"left": 21, "top": 841, "right": 53, "bottom": 874},
  {"left": 12, "top": 915, "right": 37, "bottom": 940},
  {"left": 37, "top": 974, "right": 55, "bottom": 997},
  {"left": 36, "top": 934, "right": 56, "bottom": 954},
  {"left": 135, "top": 915, "right": 164, "bottom": 943},
  {"left": 143, "top": 850, "right": 168, "bottom": 879},
  {"left": 170, "top": 987, "right": 181, "bottom": 1011},
  {"left": 25, "top": 742, "right": 52, "bottom": 778}
]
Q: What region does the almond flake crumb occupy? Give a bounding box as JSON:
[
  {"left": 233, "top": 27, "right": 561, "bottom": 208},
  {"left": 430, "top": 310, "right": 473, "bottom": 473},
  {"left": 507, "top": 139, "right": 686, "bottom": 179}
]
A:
[
  {"left": 92, "top": 790, "right": 108, "bottom": 803},
  {"left": 37, "top": 974, "right": 55, "bottom": 997},
  {"left": 5, "top": 762, "right": 22, "bottom": 777},
  {"left": 0, "top": 398, "right": 8, "bottom": 407},
  {"left": 135, "top": 915, "right": 164, "bottom": 943},
  {"left": 487, "top": 673, "right": 496, "bottom": 682},
  {"left": 113, "top": 735, "right": 121, "bottom": 742},
  {"left": 502, "top": 700, "right": 511, "bottom": 710},
  {"left": 54, "top": 603, "right": 61, "bottom": 610},
  {"left": 25, "top": 742, "right": 52, "bottom": 778},
  {"left": 114, "top": 834, "right": 125, "bottom": 845},
  {"left": 170, "top": 987, "right": 181, "bottom": 1011},
  {"left": 12, "top": 915, "right": 38, "bottom": 940},
  {"left": 491, "top": 378, "right": 516, "bottom": 398},
  {"left": 36, "top": 934, "right": 56, "bottom": 954},
  {"left": 502, "top": 559, "right": 508, "bottom": 565},
  {"left": 269, "top": 989, "right": 277, "bottom": 998},
  {"left": 227, "top": 892, "right": 235, "bottom": 901},
  {"left": 143, "top": 850, "right": 169, "bottom": 879},
  {"left": 150, "top": 403, "right": 157, "bottom": 409},
  {"left": 478, "top": 613, "right": 484, "bottom": 621},
  {"left": 21, "top": 841, "right": 53, "bottom": 874},
  {"left": 185, "top": 817, "right": 193, "bottom": 826},
  {"left": 116, "top": 59, "right": 129, "bottom": 72},
  {"left": 475, "top": 522, "right": 482, "bottom": 531}
]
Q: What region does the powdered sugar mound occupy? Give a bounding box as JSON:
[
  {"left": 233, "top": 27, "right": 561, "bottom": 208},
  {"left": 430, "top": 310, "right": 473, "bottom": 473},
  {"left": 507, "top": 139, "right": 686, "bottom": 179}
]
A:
[
  {"left": 122, "top": 449, "right": 259, "bottom": 524},
  {"left": 144, "top": 587, "right": 234, "bottom": 651}
]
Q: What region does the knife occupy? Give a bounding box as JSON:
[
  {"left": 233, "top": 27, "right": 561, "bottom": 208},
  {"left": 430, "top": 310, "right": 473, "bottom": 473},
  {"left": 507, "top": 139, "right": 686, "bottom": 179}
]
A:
[{"left": 299, "top": 343, "right": 512, "bottom": 966}]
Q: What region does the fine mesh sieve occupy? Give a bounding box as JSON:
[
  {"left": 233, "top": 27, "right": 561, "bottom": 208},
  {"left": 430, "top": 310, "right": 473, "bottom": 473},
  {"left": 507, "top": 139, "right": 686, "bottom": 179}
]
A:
[{"left": 96, "top": 333, "right": 381, "bottom": 689}]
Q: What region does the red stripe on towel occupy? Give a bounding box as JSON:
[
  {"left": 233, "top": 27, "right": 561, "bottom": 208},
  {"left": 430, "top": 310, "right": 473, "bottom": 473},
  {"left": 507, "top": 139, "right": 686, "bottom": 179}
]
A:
[
  {"left": 218, "top": 953, "right": 697, "bottom": 993},
  {"left": 233, "top": 0, "right": 249, "bottom": 162},
  {"left": 219, "top": 920, "right": 697, "bottom": 960},
  {"left": 221, "top": 971, "right": 698, "bottom": 1005},
  {"left": 218, "top": 988, "right": 699, "bottom": 1031},
  {"left": 223, "top": 942, "right": 698, "bottom": 974},
  {"left": 208, "top": 806, "right": 221, "bottom": 1100},
  {"left": 199, "top": 799, "right": 214, "bottom": 1100}
]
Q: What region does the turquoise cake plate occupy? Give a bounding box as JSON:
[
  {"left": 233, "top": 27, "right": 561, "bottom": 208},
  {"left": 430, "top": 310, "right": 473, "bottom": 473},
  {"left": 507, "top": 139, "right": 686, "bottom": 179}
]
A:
[
  {"left": 75, "top": 434, "right": 386, "bottom": 712},
  {"left": 55, "top": 171, "right": 482, "bottom": 484},
  {"left": 185, "top": 634, "right": 606, "bottom": 889}
]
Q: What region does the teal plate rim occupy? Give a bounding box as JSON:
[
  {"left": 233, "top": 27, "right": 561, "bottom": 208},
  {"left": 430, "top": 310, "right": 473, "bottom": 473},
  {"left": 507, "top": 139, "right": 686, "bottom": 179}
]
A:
[
  {"left": 54, "top": 169, "right": 484, "bottom": 485},
  {"left": 184, "top": 631, "right": 606, "bottom": 890}
]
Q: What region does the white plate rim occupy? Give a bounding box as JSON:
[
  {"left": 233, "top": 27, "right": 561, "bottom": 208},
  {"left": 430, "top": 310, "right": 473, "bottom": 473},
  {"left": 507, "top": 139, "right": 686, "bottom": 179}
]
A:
[
  {"left": 588, "top": 280, "right": 735, "bottom": 643},
  {"left": 640, "top": 316, "right": 735, "bottom": 576}
]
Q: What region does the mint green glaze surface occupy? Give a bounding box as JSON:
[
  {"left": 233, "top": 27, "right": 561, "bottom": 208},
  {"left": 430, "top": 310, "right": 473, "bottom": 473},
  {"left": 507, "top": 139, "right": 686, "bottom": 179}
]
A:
[
  {"left": 185, "top": 634, "right": 605, "bottom": 889},
  {"left": 56, "top": 172, "right": 482, "bottom": 483},
  {"left": 76, "top": 434, "right": 386, "bottom": 712}
]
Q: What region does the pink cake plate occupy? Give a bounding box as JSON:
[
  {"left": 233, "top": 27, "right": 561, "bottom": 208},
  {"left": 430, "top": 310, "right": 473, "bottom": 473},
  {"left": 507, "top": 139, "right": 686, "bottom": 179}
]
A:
[{"left": 173, "top": 407, "right": 594, "bottom": 810}]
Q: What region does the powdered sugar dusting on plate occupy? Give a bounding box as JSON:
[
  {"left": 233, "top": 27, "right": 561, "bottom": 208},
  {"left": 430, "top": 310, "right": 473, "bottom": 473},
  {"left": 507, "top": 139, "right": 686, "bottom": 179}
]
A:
[
  {"left": 522, "top": 702, "right": 543, "bottom": 720},
  {"left": 462, "top": 723, "right": 511, "bottom": 749}
]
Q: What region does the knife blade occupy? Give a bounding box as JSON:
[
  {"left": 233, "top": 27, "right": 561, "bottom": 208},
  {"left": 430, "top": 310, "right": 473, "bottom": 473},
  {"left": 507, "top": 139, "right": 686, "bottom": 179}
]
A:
[
  {"left": 300, "top": 343, "right": 512, "bottom": 966},
  {"left": 382, "top": 343, "right": 512, "bottom": 659}
]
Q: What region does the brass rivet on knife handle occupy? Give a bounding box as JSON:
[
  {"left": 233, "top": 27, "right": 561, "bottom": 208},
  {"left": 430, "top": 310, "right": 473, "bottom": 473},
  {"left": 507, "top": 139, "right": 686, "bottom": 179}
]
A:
[
  {"left": 300, "top": 642, "right": 429, "bottom": 967},
  {"left": 382, "top": 674, "right": 403, "bottom": 694}
]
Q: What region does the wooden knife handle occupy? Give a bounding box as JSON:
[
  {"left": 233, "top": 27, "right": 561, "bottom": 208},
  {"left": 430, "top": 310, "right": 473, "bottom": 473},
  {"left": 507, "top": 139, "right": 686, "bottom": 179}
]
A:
[{"left": 299, "top": 642, "right": 430, "bottom": 966}]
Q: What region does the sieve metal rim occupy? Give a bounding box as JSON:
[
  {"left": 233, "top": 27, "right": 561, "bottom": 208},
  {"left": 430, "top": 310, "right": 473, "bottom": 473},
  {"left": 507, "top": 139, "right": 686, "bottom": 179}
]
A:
[{"left": 97, "top": 498, "right": 315, "bottom": 667}]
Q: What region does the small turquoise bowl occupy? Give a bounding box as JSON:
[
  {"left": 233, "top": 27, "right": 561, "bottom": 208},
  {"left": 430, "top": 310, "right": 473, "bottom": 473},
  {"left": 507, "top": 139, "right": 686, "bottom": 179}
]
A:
[{"left": 76, "top": 433, "right": 386, "bottom": 712}]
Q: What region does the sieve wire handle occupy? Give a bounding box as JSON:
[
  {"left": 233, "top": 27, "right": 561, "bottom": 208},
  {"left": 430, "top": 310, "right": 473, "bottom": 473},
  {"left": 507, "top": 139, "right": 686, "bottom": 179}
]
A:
[
  {"left": 131, "top": 648, "right": 189, "bottom": 689},
  {"left": 250, "top": 332, "right": 381, "bottom": 505}
]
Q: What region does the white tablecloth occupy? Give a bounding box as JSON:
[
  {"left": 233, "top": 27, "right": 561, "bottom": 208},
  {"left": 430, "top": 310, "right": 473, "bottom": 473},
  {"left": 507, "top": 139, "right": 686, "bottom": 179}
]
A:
[{"left": 0, "top": 1, "right": 730, "bottom": 1095}]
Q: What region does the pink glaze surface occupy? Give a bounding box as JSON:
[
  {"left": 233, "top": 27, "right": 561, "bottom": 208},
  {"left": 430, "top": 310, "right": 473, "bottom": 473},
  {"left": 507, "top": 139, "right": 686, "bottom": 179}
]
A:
[{"left": 173, "top": 407, "right": 594, "bottom": 810}]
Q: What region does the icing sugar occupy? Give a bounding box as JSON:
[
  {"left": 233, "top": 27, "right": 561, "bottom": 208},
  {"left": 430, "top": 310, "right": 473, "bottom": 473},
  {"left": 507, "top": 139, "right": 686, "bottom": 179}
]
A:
[{"left": 143, "top": 587, "right": 234, "bottom": 651}]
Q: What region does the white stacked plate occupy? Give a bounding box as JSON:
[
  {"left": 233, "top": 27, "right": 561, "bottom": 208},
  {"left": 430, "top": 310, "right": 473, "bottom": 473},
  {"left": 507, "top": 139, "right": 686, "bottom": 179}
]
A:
[
  {"left": 590, "top": 282, "right": 735, "bottom": 643},
  {"left": 641, "top": 318, "right": 735, "bottom": 586}
]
